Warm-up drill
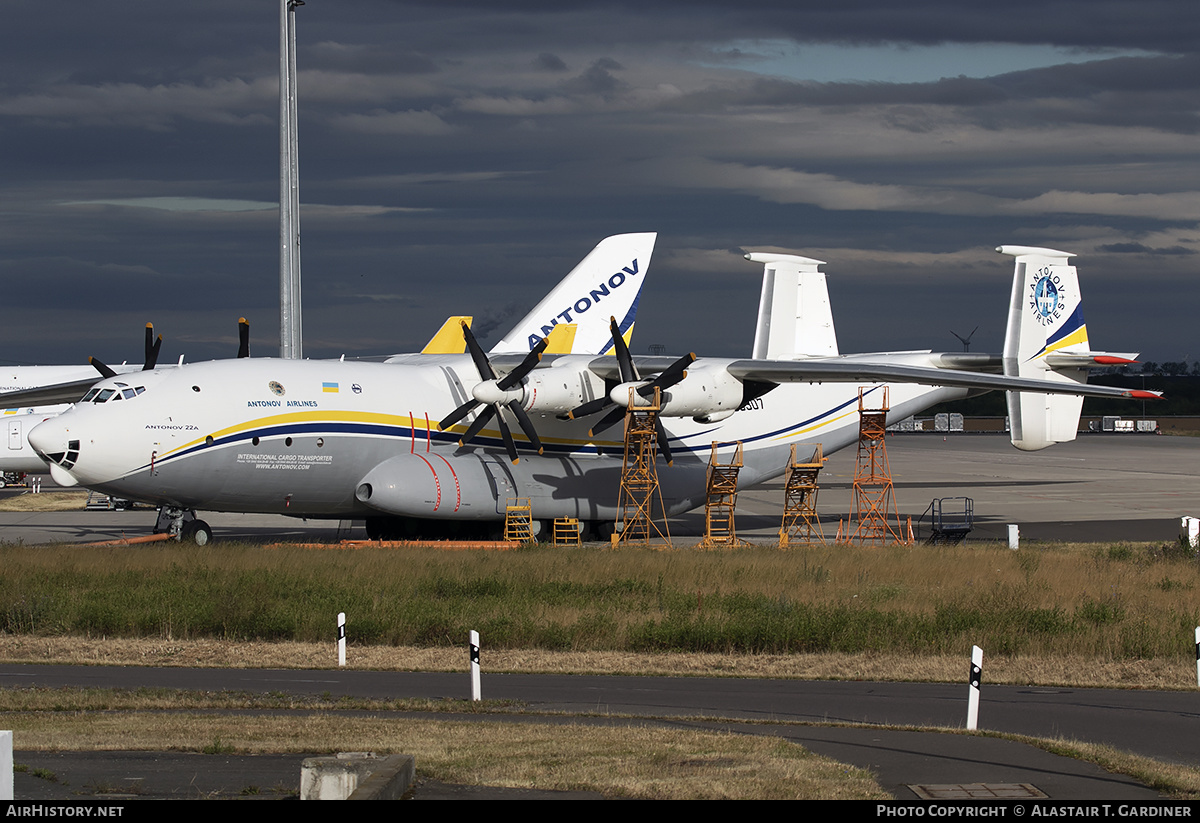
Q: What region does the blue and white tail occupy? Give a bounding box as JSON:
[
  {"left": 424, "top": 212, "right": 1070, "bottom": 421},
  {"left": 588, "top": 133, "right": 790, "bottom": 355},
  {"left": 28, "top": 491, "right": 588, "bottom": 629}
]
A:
[
  {"left": 999, "top": 245, "right": 1137, "bottom": 451},
  {"left": 490, "top": 233, "right": 656, "bottom": 356}
]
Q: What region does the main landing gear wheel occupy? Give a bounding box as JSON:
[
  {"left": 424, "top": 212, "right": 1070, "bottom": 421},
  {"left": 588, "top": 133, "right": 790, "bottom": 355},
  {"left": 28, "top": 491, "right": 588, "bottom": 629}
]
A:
[{"left": 182, "top": 519, "right": 213, "bottom": 546}]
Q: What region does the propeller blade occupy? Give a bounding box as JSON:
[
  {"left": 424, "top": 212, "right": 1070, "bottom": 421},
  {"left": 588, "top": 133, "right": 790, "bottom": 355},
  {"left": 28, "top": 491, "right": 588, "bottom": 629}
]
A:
[
  {"left": 143, "top": 323, "right": 162, "bottom": 370},
  {"left": 88, "top": 356, "right": 117, "bottom": 379},
  {"left": 507, "top": 401, "right": 544, "bottom": 455},
  {"left": 496, "top": 336, "right": 548, "bottom": 391},
  {"left": 654, "top": 416, "right": 673, "bottom": 466},
  {"left": 494, "top": 409, "right": 519, "bottom": 464},
  {"left": 609, "top": 316, "right": 639, "bottom": 383},
  {"left": 461, "top": 321, "right": 496, "bottom": 381},
  {"left": 638, "top": 352, "right": 695, "bottom": 397},
  {"left": 439, "top": 400, "right": 480, "bottom": 432},
  {"left": 588, "top": 405, "right": 627, "bottom": 438},
  {"left": 458, "top": 404, "right": 497, "bottom": 446},
  {"left": 237, "top": 318, "right": 250, "bottom": 359},
  {"left": 568, "top": 396, "right": 610, "bottom": 420},
  {"left": 453, "top": 326, "right": 550, "bottom": 461}
]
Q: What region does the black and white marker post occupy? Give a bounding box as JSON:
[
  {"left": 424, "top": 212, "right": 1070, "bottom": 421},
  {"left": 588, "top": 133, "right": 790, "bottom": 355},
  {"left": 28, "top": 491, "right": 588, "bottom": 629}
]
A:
[
  {"left": 1194, "top": 627, "right": 1199, "bottom": 688},
  {"left": 470, "top": 630, "right": 481, "bottom": 702},
  {"left": 1, "top": 729, "right": 12, "bottom": 800},
  {"left": 967, "top": 645, "right": 983, "bottom": 730},
  {"left": 337, "top": 611, "right": 346, "bottom": 667}
]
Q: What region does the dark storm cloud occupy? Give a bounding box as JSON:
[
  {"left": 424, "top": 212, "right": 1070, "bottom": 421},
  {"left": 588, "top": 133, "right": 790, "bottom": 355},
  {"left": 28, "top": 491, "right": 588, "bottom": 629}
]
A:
[
  {"left": 561, "top": 60, "right": 628, "bottom": 97},
  {"left": 1099, "top": 242, "right": 1197, "bottom": 255},
  {"left": 533, "top": 53, "right": 570, "bottom": 73},
  {"left": 1, "top": 0, "right": 1197, "bottom": 366},
  {"left": 398, "top": 0, "right": 1200, "bottom": 51}
]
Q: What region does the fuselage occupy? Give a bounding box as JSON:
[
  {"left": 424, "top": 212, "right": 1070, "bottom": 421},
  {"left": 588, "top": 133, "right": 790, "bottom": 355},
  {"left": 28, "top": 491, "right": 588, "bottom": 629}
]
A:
[{"left": 28, "top": 355, "right": 968, "bottom": 520}]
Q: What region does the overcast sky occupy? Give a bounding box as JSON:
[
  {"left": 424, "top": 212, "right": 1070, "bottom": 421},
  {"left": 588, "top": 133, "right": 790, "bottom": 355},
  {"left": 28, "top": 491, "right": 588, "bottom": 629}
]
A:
[{"left": 2, "top": 0, "right": 1196, "bottom": 367}]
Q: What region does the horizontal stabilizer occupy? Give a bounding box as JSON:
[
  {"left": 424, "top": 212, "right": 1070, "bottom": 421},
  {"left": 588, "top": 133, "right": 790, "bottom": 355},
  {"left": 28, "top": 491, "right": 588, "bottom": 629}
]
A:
[
  {"left": 1043, "top": 351, "right": 1139, "bottom": 368},
  {"left": 723, "top": 358, "right": 1160, "bottom": 400}
]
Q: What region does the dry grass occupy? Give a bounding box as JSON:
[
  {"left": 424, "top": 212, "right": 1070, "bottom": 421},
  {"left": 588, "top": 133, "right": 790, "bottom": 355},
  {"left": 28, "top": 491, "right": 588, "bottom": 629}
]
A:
[
  {"left": 0, "top": 491, "right": 90, "bottom": 512},
  {"left": 1, "top": 710, "right": 887, "bottom": 799},
  {"left": 1010, "top": 736, "right": 1200, "bottom": 800},
  {"left": 0, "top": 636, "right": 1193, "bottom": 689}
]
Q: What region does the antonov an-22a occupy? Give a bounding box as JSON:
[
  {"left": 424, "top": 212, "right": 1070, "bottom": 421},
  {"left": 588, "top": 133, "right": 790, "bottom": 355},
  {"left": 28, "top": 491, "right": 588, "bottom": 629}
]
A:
[{"left": 13, "top": 233, "right": 1157, "bottom": 543}]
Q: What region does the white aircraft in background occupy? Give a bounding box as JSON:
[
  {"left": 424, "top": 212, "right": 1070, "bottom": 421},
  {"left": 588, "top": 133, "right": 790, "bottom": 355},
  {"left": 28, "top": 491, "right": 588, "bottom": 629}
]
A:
[{"left": 14, "top": 236, "right": 1155, "bottom": 543}]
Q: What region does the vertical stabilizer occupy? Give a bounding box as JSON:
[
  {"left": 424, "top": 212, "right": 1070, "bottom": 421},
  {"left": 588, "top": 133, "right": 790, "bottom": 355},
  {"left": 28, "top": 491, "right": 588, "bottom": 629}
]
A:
[
  {"left": 744, "top": 253, "right": 837, "bottom": 358},
  {"left": 491, "top": 233, "right": 656, "bottom": 356},
  {"left": 998, "top": 245, "right": 1089, "bottom": 451}
]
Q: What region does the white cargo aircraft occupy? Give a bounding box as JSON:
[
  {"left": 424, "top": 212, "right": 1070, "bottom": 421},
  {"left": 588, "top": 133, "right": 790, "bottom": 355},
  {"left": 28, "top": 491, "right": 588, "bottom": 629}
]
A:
[{"left": 14, "top": 235, "right": 1155, "bottom": 543}]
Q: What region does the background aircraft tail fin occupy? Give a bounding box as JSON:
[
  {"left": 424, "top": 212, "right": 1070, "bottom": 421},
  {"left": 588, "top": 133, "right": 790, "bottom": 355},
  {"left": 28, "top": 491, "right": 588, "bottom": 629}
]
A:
[
  {"left": 490, "top": 233, "right": 656, "bottom": 356},
  {"left": 998, "top": 245, "right": 1089, "bottom": 451},
  {"left": 422, "top": 316, "right": 472, "bottom": 354},
  {"left": 744, "top": 252, "right": 838, "bottom": 358},
  {"left": 543, "top": 323, "right": 578, "bottom": 354}
]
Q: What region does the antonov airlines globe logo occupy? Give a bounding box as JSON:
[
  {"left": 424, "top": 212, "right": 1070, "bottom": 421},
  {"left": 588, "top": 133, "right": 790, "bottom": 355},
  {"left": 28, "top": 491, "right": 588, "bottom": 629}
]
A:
[
  {"left": 1028, "top": 267, "right": 1066, "bottom": 327},
  {"left": 1035, "top": 278, "right": 1059, "bottom": 317}
]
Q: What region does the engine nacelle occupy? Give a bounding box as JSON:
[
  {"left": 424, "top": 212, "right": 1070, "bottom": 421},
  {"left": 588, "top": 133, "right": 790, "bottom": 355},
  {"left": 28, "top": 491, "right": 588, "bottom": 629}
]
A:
[
  {"left": 520, "top": 367, "right": 606, "bottom": 414},
  {"left": 658, "top": 364, "right": 744, "bottom": 419}
]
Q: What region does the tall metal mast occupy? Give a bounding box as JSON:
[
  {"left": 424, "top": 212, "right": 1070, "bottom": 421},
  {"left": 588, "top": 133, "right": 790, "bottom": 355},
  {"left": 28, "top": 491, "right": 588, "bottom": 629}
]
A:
[{"left": 279, "top": 0, "right": 303, "bottom": 359}]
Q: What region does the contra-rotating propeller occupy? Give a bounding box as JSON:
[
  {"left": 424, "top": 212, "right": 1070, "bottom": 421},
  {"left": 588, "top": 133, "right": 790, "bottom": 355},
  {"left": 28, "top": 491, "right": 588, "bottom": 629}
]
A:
[
  {"left": 89, "top": 317, "right": 250, "bottom": 380},
  {"left": 566, "top": 316, "right": 694, "bottom": 465},
  {"left": 88, "top": 322, "right": 165, "bottom": 379},
  {"left": 438, "top": 321, "right": 549, "bottom": 464}
]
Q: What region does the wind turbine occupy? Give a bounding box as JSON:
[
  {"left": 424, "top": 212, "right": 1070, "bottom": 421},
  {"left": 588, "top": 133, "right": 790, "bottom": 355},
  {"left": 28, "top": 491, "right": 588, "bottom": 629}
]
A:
[{"left": 951, "top": 326, "right": 978, "bottom": 352}]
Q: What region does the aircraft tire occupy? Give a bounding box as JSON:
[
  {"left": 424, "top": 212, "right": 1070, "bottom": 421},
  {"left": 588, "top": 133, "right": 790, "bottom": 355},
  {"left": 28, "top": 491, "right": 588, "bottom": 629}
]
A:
[{"left": 184, "top": 520, "right": 213, "bottom": 546}]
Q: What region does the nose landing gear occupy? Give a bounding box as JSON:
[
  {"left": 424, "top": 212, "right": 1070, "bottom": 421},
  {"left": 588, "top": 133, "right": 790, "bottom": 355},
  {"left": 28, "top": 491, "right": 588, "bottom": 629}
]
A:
[{"left": 155, "top": 506, "right": 213, "bottom": 545}]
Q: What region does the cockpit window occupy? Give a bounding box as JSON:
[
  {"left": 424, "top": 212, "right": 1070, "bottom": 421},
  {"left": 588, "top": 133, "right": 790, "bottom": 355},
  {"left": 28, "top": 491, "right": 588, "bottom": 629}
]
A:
[{"left": 89, "top": 386, "right": 146, "bottom": 404}]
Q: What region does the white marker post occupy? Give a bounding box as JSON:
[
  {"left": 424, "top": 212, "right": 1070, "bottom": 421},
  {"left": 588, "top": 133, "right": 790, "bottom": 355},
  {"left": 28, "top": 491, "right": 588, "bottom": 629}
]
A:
[
  {"left": 1182, "top": 517, "right": 1199, "bottom": 551},
  {"left": 1, "top": 730, "right": 12, "bottom": 801},
  {"left": 1195, "top": 627, "right": 1199, "bottom": 688},
  {"left": 337, "top": 612, "right": 346, "bottom": 667},
  {"left": 469, "top": 630, "right": 481, "bottom": 702},
  {"left": 967, "top": 645, "right": 983, "bottom": 730},
  {"left": 1007, "top": 525, "right": 1019, "bottom": 550}
]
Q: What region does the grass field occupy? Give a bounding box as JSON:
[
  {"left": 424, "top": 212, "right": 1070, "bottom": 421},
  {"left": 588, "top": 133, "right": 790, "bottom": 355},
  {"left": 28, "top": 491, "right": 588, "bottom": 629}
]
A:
[{"left": 1, "top": 538, "right": 1197, "bottom": 685}]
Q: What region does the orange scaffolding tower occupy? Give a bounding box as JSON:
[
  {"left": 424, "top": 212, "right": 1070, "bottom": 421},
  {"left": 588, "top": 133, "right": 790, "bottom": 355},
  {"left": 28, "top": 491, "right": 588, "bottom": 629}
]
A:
[
  {"left": 850, "top": 387, "right": 905, "bottom": 544},
  {"left": 613, "top": 387, "right": 672, "bottom": 546},
  {"left": 699, "top": 441, "right": 745, "bottom": 548},
  {"left": 780, "top": 443, "right": 826, "bottom": 546}
]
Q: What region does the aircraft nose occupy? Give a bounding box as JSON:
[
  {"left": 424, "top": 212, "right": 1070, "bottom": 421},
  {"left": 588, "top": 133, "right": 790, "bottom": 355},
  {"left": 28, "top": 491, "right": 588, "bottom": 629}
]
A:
[{"left": 28, "top": 416, "right": 80, "bottom": 469}]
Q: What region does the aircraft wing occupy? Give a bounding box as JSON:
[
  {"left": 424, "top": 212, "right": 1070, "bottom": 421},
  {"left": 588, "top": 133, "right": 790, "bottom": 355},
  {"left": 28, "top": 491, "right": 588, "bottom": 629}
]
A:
[
  {"left": 0, "top": 378, "right": 104, "bottom": 407},
  {"left": 723, "top": 358, "right": 1160, "bottom": 400}
]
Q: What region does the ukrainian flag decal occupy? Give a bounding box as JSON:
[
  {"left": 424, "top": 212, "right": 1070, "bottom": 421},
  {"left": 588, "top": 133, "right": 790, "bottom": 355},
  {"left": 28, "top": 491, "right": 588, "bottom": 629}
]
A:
[{"left": 322, "top": 382, "right": 339, "bottom": 393}]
